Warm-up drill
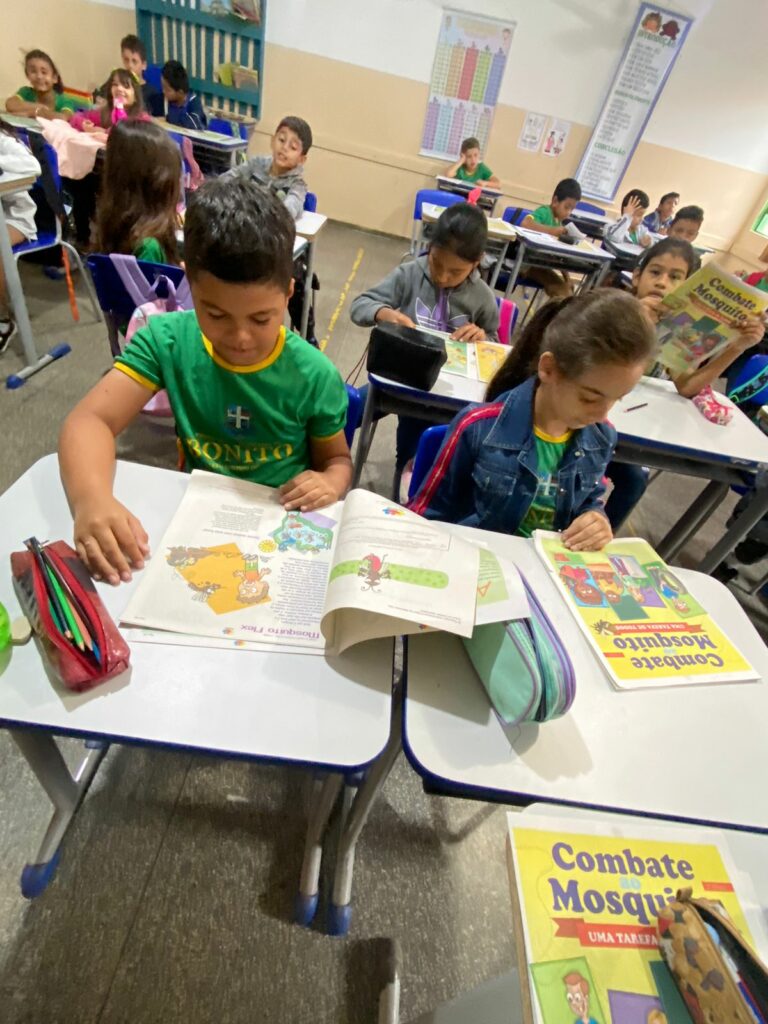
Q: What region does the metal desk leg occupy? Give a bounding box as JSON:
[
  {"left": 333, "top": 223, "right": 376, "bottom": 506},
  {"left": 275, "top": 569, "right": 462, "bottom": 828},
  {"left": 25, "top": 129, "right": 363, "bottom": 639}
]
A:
[
  {"left": 295, "top": 771, "right": 344, "bottom": 926},
  {"left": 656, "top": 480, "right": 729, "bottom": 563},
  {"left": 351, "top": 384, "right": 380, "bottom": 488},
  {"left": 10, "top": 729, "right": 108, "bottom": 897},
  {"left": 697, "top": 479, "right": 768, "bottom": 575},
  {"left": 0, "top": 204, "right": 71, "bottom": 390},
  {"left": 594, "top": 260, "right": 613, "bottom": 288},
  {"left": 378, "top": 939, "right": 402, "bottom": 1024},
  {"left": 503, "top": 241, "right": 527, "bottom": 300},
  {"left": 299, "top": 235, "right": 317, "bottom": 340},
  {"left": 327, "top": 683, "right": 403, "bottom": 936},
  {"left": 488, "top": 240, "right": 510, "bottom": 290}
]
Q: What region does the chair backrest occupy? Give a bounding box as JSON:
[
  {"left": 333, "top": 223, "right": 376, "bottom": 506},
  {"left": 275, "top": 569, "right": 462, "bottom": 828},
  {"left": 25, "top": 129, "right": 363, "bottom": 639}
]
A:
[
  {"left": 728, "top": 353, "right": 768, "bottom": 407},
  {"left": 502, "top": 206, "right": 532, "bottom": 226},
  {"left": 145, "top": 64, "right": 163, "bottom": 90},
  {"left": 408, "top": 424, "right": 449, "bottom": 501},
  {"left": 208, "top": 116, "right": 236, "bottom": 137},
  {"left": 87, "top": 253, "right": 186, "bottom": 321},
  {"left": 495, "top": 297, "right": 518, "bottom": 345},
  {"left": 304, "top": 192, "right": 318, "bottom": 213},
  {"left": 576, "top": 201, "right": 606, "bottom": 216},
  {"left": 413, "top": 189, "right": 465, "bottom": 222},
  {"left": 344, "top": 384, "right": 363, "bottom": 447}
]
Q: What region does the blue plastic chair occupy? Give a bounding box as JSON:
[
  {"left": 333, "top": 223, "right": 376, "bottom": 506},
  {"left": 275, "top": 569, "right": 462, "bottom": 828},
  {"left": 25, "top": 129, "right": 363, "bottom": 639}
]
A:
[
  {"left": 208, "top": 116, "right": 236, "bottom": 137},
  {"left": 407, "top": 189, "right": 465, "bottom": 257},
  {"left": 304, "top": 192, "right": 318, "bottom": 213},
  {"left": 576, "top": 200, "right": 606, "bottom": 216},
  {"left": 502, "top": 206, "right": 532, "bottom": 227},
  {"left": 408, "top": 424, "right": 449, "bottom": 501},
  {"left": 144, "top": 64, "right": 163, "bottom": 90},
  {"left": 12, "top": 141, "right": 101, "bottom": 325},
  {"left": 86, "top": 254, "right": 186, "bottom": 357},
  {"left": 344, "top": 384, "right": 363, "bottom": 448}
]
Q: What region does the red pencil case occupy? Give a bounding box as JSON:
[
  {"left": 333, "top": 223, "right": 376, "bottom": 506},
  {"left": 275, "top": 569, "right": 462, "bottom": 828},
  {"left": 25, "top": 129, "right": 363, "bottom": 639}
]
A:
[{"left": 10, "top": 540, "right": 130, "bottom": 692}]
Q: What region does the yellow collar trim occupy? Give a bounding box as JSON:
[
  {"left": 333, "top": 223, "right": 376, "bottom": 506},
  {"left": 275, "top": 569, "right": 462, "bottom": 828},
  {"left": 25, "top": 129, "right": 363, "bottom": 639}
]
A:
[
  {"left": 202, "top": 325, "right": 286, "bottom": 373},
  {"left": 534, "top": 425, "right": 573, "bottom": 444}
]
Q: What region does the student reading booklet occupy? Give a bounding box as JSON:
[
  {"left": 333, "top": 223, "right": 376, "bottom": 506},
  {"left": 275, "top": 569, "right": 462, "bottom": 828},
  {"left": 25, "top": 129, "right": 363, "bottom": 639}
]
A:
[
  {"left": 506, "top": 812, "right": 768, "bottom": 1024},
  {"left": 534, "top": 532, "right": 757, "bottom": 690},
  {"left": 122, "top": 471, "right": 527, "bottom": 655},
  {"left": 656, "top": 265, "right": 768, "bottom": 375}
]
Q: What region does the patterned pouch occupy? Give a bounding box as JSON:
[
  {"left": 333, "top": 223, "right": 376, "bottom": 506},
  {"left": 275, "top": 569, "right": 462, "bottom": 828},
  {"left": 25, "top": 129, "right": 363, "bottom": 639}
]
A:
[
  {"left": 692, "top": 384, "right": 734, "bottom": 425},
  {"left": 657, "top": 887, "right": 768, "bottom": 1024}
]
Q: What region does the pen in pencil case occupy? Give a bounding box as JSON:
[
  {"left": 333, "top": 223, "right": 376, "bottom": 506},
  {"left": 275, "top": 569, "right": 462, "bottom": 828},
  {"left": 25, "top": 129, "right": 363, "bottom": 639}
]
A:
[{"left": 39, "top": 541, "right": 102, "bottom": 664}]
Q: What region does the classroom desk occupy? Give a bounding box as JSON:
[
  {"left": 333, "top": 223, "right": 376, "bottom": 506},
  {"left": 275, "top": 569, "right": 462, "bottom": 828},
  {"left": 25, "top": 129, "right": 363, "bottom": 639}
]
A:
[
  {"left": 567, "top": 208, "right": 609, "bottom": 240},
  {"left": 154, "top": 117, "right": 248, "bottom": 170},
  {"left": 0, "top": 172, "right": 72, "bottom": 388},
  {"left": 294, "top": 210, "right": 327, "bottom": 340},
  {"left": 503, "top": 226, "right": 615, "bottom": 297},
  {"left": 603, "top": 237, "right": 645, "bottom": 270},
  {"left": 421, "top": 202, "right": 517, "bottom": 289},
  {"left": 0, "top": 455, "right": 393, "bottom": 897},
  {"left": 611, "top": 376, "right": 768, "bottom": 571},
  {"left": 435, "top": 175, "right": 501, "bottom": 214},
  {"left": 411, "top": 803, "right": 768, "bottom": 1024},
  {"left": 311, "top": 523, "right": 768, "bottom": 935}
]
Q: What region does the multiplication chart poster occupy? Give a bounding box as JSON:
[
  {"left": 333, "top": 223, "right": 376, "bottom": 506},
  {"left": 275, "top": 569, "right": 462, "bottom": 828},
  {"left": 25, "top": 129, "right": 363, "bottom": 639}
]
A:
[{"left": 420, "top": 10, "right": 515, "bottom": 160}]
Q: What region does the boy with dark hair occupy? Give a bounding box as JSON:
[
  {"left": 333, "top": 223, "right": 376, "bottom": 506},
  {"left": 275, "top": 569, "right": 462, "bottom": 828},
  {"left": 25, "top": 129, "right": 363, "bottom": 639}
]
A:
[
  {"left": 644, "top": 191, "right": 679, "bottom": 234},
  {"left": 120, "top": 34, "right": 163, "bottom": 116},
  {"left": 231, "top": 115, "right": 312, "bottom": 221},
  {"left": 605, "top": 188, "right": 652, "bottom": 247},
  {"left": 59, "top": 178, "right": 351, "bottom": 585},
  {"left": 520, "top": 178, "right": 583, "bottom": 297},
  {"left": 668, "top": 204, "right": 705, "bottom": 243},
  {"left": 445, "top": 136, "right": 500, "bottom": 188},
  {"left": 161, "top": 59, "right": 207, "bottom": 130}
]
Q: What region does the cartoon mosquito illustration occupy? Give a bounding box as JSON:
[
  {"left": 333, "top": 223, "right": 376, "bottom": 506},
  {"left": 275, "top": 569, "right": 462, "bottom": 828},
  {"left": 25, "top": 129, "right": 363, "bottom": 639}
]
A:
[{"left": 358, "top": 553, "right": 391, "bottom": 592}]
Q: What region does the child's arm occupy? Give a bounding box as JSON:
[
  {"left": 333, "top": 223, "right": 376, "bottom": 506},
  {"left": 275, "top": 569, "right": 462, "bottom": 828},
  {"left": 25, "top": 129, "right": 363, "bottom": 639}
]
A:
[
  {"left": 476, "top": 167, "right": 500, "bottom": 188},
  {"left": 672, "top": 319, "right": 766, "bottom": 398},
  {"left": 451, "top": 287, "right": 500, "bottom": 343},
  {"left": 349, "top": 265, "right": 414, "bottom": 328},
  {"left": 445, "top": 156, "right": 465, "bottom": 179},
  {"left": 279, "top": 433, "right": 352, "bottom": 512},
  {"left": 561, "top": 428, "right": 614, "bottom": 551},
  {"left": 521, "top": 213, "right": 566, "bottom": 239},
  {"left": 59, "top": 370, "right": 154, "bottom": 584},
  {"left": 283, "top": 175, "right": 307, "bottom": 221}
]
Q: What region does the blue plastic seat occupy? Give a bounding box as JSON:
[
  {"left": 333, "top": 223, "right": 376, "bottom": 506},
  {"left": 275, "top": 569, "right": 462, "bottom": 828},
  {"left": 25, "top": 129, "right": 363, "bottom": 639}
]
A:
[
  {"left": 576, "top": 200, "right": 606, "bottom": 215},
  {"left": 407, "top": 189, "right": 465, "bottom": 257},
  {"left": 208, "top": 116, "right": 236, "bottom": 137},
  {"left": 344, "top": 384, "right": 363, "bottom": 447},
  {"left": 408, "top": 424, "right": 449, "bottom": 501},
  {"left": 304, "top": 192, "right": 318, "bottom": 213},
  {"left": 502, "top": 206, "right": 532, "bottom": 226}
]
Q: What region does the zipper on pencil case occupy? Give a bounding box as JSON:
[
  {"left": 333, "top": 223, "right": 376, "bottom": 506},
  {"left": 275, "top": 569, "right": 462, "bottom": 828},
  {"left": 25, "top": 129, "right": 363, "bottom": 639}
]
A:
[
  {"left": 502, "top": 620, "right": 542, "bottom": 722},
  {"left": 520, "top": 572, "right": 576, "bottom": 715}
]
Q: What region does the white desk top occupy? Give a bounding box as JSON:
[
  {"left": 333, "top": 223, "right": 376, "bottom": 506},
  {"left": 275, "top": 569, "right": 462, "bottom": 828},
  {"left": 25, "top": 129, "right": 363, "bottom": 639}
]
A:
[
  {"left": 370, "top": 369, "right": 486, "bottom": 409},
  {"left": 0, "top": 456, "right": 393, "bottom": 770},
  {"left": 612, "top": 376, "right": 768, "bottom": 470},
  {"left": 295, "top": 211, "right": 327, "bottom": 241},
  {"left": 1, "top": 112, "right": 42, "bottom": 133},
  {"left": 155, "top": 117, "right": 247, "bottom": 149},
  {"left": 436, "top": 175, "right": 501, "bottom": 197},
  {"left": 571, "top": 209, "right": 609, "bottom": 224},
  {"left": 515, "top": 226, "right": 613, "bottom": 262},
  {"left": 405, "top": 528, "right": 768, "bottom": 833},
  {"left": 605, "top": 238, "right": 644, "bottom": 258},
  {"left": 422, "top": 203, "right": 515, "bottom": 242},
  {"left": 0, "top": 171, "right": 36, "bottom": 197}
]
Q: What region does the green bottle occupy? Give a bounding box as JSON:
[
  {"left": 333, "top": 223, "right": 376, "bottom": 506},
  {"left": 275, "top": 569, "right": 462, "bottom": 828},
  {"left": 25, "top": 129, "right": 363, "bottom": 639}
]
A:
[{"left": 0, "top": 603, "right": 10, "bottom": 650}]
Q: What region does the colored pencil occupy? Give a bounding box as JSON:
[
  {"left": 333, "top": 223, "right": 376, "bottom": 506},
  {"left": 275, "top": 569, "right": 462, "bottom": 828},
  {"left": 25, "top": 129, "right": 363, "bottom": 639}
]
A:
[
  {"left": 25, "top": 538, "right": 73, "bottom": 641},
  {"left": 624, "top": 402, "right": 648, "bottom": 413}
]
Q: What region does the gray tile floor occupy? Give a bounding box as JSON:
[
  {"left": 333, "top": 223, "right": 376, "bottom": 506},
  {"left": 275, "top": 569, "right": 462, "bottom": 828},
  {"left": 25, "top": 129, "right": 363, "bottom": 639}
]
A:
[{"left": 0, "top": 224, "right": 765, "bottom": 1023}]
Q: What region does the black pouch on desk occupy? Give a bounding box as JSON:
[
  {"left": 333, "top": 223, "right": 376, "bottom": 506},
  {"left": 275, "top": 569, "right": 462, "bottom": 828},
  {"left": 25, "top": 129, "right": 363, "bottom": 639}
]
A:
[{"left": 366, "top": 323, "right": 447, "bottom": 391}]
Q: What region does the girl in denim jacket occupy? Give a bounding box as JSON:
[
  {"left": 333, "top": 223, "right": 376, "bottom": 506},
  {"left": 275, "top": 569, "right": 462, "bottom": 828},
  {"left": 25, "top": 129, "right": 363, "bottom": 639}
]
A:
[{"left": 410, "top": 290, "right": 656, "bottom": 551}]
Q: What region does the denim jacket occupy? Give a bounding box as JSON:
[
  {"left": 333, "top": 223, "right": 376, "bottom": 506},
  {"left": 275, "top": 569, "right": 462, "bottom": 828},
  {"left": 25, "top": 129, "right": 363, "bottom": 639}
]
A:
[{"left": 409, "top": 376, "right": 616, "bottom": 534}]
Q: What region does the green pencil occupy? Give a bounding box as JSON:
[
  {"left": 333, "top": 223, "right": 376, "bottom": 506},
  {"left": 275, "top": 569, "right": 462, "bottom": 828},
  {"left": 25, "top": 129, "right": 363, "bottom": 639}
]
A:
[{"left": 44, "top": 562, "right": 85, "bottom": 650}]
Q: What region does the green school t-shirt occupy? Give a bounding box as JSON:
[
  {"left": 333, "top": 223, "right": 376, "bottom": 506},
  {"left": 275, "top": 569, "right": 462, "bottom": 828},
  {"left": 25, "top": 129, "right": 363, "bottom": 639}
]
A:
[
  {"left": 133, "top": 238, "right": 167, "bottom": 264},
  {"left": 531, "top": 205, "right": 560, "bottom": 227},
  {"left": 517, "top": 427, "right": 573, "bottom": 538},
  {"left": 114, "top": 311, "right": 348, "bottom": 486},
  {"left": 456, "top": 162, "right": 494, "bottom": 183},
  {"left": 15, "top": 86, "right": 79, "bottom": 112}
]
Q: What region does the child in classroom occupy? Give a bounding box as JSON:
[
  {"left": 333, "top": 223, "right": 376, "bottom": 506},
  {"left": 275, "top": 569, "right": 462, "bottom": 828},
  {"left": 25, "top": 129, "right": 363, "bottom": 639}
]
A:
[
  {"left": 409, "top": 289, "right": 656, "bottom": 548},
  {"left": 445, "top": 136, "right": 500, "bottom": 188},
  {"left": 120, "top": 34, "right": 164, "bottom": 117},
  {"left": 643, "top": 191, "right": 679, "bottom": 235},
  {"left": 230, "top": 116, "right": 312, "bottom": 221},
  {"left": 604, "top": 189, "right": 653, "bottom": 248},
  {"left": 667, "top": 204, "right": 704, "bottom": 243},
  {"left": 69, "top": 68, "right": 147, "bottom": 133},
  {"left": 161, "top": 61, "right": 208, "bottom": 131},
  {"left": 0, "top": 118, "right": 41, "bottom": 352},
  {"left": 58, "top": 177, "right": 350, "bottom": 585},
  {"left": 603, "top": 237, "right": 766, "bottom": 528},
  {"left": 94, "top": 119, "right": 181, "bottom": 264},
  {"left": 351, "top": 202, "right": 499, "bottom": 486},
  {"left": 5, "top": 49, "right": 78, "bottom": 121},
  {"left": 519, "top": 178, "right": 583, "bottom": 298}
]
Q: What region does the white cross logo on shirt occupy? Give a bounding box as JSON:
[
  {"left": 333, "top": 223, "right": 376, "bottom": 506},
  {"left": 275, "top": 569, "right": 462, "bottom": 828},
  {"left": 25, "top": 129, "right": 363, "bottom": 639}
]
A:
[{"left": 227, "top": 406, "right": 251, "bottom": 431}]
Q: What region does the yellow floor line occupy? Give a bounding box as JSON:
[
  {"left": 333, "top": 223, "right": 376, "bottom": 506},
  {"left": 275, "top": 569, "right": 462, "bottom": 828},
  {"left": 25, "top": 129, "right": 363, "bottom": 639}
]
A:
[{"left": 319, "top": 247, "right": 365, "bottom": 353}]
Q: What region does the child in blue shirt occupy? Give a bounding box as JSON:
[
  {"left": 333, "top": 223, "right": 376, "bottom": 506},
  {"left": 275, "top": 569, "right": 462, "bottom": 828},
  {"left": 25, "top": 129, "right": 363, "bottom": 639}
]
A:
[
  {"left": 161, "top": 60, "right": 207, "bottom": 130},
  {"left": 410, "top": 290, "right": 656, "bottom": 549}
]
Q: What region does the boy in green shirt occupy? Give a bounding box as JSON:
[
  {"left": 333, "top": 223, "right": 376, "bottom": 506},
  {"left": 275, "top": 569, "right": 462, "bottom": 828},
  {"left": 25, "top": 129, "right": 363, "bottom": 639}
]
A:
[
  {"left": 446, "top": 136, "right": 500, "bottom": 188},
  {"left": 521, "top": 177, "right": 582, "bottom": 297},
  {"left": 59, "top": 177, "right": 351, "bottom": 586}
]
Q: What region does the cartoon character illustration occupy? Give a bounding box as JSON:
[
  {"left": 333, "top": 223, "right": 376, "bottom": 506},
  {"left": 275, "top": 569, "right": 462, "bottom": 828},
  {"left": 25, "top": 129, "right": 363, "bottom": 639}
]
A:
[
  {"left": 641, "top": 11, "right": 662, "bottom": 32},
  {"left": 560, "top": 565, "right": 604, "bottom": 606},
  {"left": 167, "top": 545, "right": 216, "bottom": 567},
  {"left": 591, "top": 566, "right": 648, "bottom": 620},
  {"left": 660, "top": 18, "right": 680, "bottom": 40},
  {"left": 186, "top": 580, "right": 221, "bottom": 602},
  {"left": 563, "top": 971, "right": 600, "bottom": 1024},
  {"left": 358, "top": 553, "right": 391, "bottom": 592},
  {"left": 270, "top": 511, "right": 334, "bottom": 554},
  {"left": 649, "top": 566, "right": 687, "bottom": 600},
  {"left": 593, "top": 619, "right": 616, "bottom": 637},
  {"left": 233, "top": 554, "right": 271, "bottom": 605},
  {"left": 647, "top": 1011, "right": 668, "bottom": 1024}
]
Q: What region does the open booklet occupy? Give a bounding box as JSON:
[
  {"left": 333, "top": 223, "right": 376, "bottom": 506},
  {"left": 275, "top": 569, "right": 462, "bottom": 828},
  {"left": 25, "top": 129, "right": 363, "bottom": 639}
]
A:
[
  {"left": 443, "top": 338, "right": 509, "bottom": 383},
  {"left": 121, "top": 471, "right": 528, "bottom": 656},
  {"left": 533, "top": 531, "right": 757, "bottom": 690}
]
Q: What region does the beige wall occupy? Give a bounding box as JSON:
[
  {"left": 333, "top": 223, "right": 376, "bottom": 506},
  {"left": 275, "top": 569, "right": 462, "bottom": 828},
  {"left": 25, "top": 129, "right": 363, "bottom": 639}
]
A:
[{"left": 1, "top": 0, "right": 134, "bottom": 103}]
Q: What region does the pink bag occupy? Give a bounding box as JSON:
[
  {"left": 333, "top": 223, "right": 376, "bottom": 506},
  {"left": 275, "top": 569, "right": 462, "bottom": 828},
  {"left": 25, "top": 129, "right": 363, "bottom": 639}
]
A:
[{"left": 692, "top": 384, "right": 734, "bottom": 426}]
